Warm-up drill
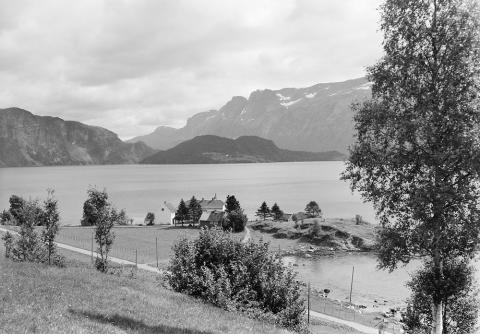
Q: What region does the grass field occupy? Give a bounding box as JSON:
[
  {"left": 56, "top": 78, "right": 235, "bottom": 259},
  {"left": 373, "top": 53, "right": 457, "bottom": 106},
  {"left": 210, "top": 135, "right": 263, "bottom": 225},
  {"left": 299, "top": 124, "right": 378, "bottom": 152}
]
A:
[{"left": 0, "top": 248, "right": 363, "bottom": 334}]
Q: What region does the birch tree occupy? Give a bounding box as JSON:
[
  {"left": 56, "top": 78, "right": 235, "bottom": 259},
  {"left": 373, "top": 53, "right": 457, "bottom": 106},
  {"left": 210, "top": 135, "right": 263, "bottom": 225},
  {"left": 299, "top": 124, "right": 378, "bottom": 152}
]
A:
[{"left": 342, "top": 1, "right": 480, "bottom": 333}]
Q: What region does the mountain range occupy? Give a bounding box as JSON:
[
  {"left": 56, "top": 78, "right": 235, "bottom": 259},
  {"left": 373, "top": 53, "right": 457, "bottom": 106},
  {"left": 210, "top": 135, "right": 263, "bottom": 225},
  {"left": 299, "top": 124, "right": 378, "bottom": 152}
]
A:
[
  {"left": 0, "top": 108, "right": 155, "bottom": 167},
  {"left": 141, "top": 135, "right": 345, "bottom": 164},
  {"left": 129, "top": 77, "right": 371, "bottom": 153}
]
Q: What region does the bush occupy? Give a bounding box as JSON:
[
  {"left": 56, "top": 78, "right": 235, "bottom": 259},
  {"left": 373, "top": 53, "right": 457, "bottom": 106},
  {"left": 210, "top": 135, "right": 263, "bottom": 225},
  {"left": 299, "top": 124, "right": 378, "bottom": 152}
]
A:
[
  {"left": 145, "top": 212, "right": 155, "bottom": 225},
  {"left": 3, "top": 194, "right": 65, "bottom": 267},
  {"left": 2, "top": 232, "right": 13, "bottom": 258},
  {"left": 223, "top": 209, "right": 247, "bottom": 233},
  {"left": 0, "top": 210, "right": 13, "bottom": 225},
  {"left": 168, "top": 228, "right": 305, "bottom": 330},
  {"left": 311, "top": 219, "right": 321, "bottom": 237}
]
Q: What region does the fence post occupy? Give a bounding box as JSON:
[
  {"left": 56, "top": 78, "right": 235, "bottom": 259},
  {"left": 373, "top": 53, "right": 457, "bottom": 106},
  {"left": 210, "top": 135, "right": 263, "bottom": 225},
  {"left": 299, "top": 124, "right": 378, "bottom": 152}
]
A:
[
  {"left": 135, "top": 249, "right": 138, "bottom": 268},
  {"left": 307, "top": 282, "right": 310, "bottom": 324},
  {"left": 156, "top": 237, "right": 159, "bottom": 268}
]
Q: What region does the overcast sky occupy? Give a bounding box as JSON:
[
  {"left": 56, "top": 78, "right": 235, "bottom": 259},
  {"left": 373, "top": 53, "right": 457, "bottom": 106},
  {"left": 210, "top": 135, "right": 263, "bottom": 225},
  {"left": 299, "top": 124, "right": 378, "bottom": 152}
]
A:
[{"left": 0, "top": 0, "right": 383, "bottom": 139}]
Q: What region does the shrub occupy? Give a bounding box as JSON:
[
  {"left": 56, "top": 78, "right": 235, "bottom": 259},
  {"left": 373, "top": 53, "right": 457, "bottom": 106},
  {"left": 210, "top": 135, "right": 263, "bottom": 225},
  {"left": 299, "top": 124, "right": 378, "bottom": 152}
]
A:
[
  {"left": 94, "top": 208, "right": 116, "bottom": 272},
  {"left": 0, "top": 210, "right": 13, "bottom": 225},
  {"left": 2, "top": 232, "right": 13, "bottom": 258},
  {"left": 3, "top": 194, "right": 65, "bottom": 267},
  {"left": 145, "top": 212, "right": 155, "bottom": 225},
  {"left": 223, "top": 209, "right": 247, "bottom": 233},
  {"left": 81, "top": 188, "right": 109, "bottom": 226},
  {"left": 8, "top": 195, "right": 25, "bottom": 224},
  {"left": 41, "top": 190, "right": 60, "bottom": 265},
  {"left": 112, "top": 208, "right": 129, "bottom": 225},
  {"left": 168, "top": 228, "right": 305, "bottom": 330},
  {"left": 311, "top": 219, "right": 321, "bottom": 237}
]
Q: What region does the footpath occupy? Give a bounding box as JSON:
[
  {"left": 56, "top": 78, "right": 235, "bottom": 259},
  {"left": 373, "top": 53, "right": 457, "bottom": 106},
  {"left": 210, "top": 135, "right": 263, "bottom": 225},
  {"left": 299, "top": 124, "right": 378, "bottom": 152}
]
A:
[{"left": 0, "top": 226, "right": 390, "bottom": 334}]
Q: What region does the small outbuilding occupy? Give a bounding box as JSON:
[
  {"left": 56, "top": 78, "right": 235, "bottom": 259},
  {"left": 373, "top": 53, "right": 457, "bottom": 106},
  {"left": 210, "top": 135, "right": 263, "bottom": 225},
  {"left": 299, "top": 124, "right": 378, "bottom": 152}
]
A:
[{"left": 199, "top": 210, "right": 225, "bottom": 228}]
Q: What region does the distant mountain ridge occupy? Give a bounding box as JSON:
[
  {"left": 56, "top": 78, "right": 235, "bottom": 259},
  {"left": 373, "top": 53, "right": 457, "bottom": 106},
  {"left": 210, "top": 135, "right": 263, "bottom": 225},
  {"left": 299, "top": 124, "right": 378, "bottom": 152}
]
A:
[
  {"left": 0, "top": 107, "right": 155, "bottom": 167},
  {"left": 129, "top": 77, "right": 371, "bottom": 153},
  {"left": 141, "top": 135, "right": 345, "bottom": 164}
]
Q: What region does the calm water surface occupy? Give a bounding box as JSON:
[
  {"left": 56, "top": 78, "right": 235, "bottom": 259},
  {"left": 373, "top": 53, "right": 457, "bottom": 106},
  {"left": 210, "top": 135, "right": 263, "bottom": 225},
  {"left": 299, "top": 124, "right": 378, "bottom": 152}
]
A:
[{"left": 0, "top": 162, "right": 375, "bottom": 225}]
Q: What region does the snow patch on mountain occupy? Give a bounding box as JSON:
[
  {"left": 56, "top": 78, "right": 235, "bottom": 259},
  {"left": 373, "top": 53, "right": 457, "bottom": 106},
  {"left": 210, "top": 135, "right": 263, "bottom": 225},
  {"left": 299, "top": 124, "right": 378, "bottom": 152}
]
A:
[
  {"left": 305, "top": 92, "right": 317, "bottom": 98},
  {"left": 281, "top": 98, "right": 302, "bottom": 108},
  {"left": 276, "top": 93, "right": 290, "bottom": 101}
]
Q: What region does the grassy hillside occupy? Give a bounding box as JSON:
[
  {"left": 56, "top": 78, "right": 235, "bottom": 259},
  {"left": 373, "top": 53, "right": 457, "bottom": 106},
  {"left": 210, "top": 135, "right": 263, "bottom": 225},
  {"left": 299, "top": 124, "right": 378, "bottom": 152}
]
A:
[
  {"left": 0, "top": 248, "right": 363, "bottom": 334},
  {"left": 249, "top": 218, "right": 377, "bottom": 254}
]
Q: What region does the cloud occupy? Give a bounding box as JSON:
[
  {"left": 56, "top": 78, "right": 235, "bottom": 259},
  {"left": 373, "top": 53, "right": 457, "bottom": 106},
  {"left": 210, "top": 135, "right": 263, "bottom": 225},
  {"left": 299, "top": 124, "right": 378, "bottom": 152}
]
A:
[{"left": 0, "top": 0, "right": 383, "bottom": 139}]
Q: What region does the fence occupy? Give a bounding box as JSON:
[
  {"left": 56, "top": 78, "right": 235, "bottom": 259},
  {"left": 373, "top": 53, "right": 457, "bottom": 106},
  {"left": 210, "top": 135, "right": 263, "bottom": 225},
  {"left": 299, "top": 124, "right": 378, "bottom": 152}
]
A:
[{"left": 305, "top": 281, "right": 404, "bottom": 333}]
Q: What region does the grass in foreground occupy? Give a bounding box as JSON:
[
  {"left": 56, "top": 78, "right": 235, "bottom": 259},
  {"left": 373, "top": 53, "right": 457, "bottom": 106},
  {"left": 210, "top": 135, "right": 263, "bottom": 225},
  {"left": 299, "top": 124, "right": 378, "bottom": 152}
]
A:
[{"left": 0, "top": 249, "right": 363, "bottom": 334}]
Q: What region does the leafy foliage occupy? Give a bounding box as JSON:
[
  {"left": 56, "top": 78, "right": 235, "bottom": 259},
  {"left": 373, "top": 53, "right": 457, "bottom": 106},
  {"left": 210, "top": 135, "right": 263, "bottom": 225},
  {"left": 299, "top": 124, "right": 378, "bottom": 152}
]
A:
[
  {"left": 175, "top": 199, "right": 189, "bottom": 226},
  {"left": 256, "top": 202, "right": 270, "bottom": 220},
  {"left": 3, "top": 192, "right": 64, "bottom": 267},
  {"left": 188, "top": 196, "right": 202, "bottom": 224},
  {"left": 271, "top": 203, "right": 283, "bottom": 221},
  {"left": 402, "top": 260, "right": 478, "bottom": 334},
  {"left": 224, "top": 209, "right": 247, "bottom": 233},
  {"left": 145, "top": 212, "right": 155, "bottom": 225},
  {"left": 94, "top": 207, "right": 116, "bottom": 272},
  {"left": 41, "top": 189, "right": 60, "bottom": 265},
  {"left": 168, "top": 228, "right": 305, "bottom": 330},
  {"left": 342, "top": 0, "right": 480, "bottom": 332},
  {"left": 81, "top": 188, "right": 110, "bottom": 226},
  {"left": 304, "top": 201, "right": 321, "bottom": 218},
  {"left": 8, "top": 195, "right": 25, "bottom": 224},
  {"left": 225, "top": 195, "right": 240, "bottom": 213},
  {"left": 2, "top": 232, "right": 13, "bottom": 258}
]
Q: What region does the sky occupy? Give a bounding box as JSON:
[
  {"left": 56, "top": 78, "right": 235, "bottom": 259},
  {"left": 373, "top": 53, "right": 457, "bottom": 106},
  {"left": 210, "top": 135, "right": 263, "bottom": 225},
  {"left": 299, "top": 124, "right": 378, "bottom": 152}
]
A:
[{"left": 0, "top": 0, "right": 383, "bottom": 139}]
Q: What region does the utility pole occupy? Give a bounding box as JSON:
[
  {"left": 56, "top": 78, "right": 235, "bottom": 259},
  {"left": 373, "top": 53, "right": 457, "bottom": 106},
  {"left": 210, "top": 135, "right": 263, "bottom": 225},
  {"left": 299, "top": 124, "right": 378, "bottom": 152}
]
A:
[{"left": 349, "top": 266, "right": 355, "bottom": 305}]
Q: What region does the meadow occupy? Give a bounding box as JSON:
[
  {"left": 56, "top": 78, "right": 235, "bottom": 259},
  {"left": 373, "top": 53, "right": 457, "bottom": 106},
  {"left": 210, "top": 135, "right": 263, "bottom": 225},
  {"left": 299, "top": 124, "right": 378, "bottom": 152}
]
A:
[{"left": 0, "top": 247, "right": 363, "bottom": 334}]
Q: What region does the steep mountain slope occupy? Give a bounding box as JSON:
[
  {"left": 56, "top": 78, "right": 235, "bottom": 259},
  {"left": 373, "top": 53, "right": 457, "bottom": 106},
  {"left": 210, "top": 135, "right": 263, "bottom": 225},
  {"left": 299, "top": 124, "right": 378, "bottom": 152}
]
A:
[
  {"left": 129, "top": 77, "right": 371, "bottom": 152},
  {"left": 0, "top": 107, "right": 155, "bottom": 167},
  {"left": 141, "top": 135, "right": 345, "bottom": 164}
]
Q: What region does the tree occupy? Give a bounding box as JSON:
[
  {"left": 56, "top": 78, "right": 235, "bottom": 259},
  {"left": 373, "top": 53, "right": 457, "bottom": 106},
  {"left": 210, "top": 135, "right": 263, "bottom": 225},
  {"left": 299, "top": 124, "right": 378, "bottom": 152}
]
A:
[
  {"left": 8, "top": 195, "right": 25, "bottom": 224},
  {"left": 94, "top": 207, "right": 116, "bottom": 272},
  {"left": 81, "top": 188, "right": 109, "bottom": 226},
  {"left": 224, "top": 209, "right": 248, "bottom": 232},
  {"left": 11, "top": 200, "right": 42, "bottom": 262},
  {"left": 271, "top": 203, "right": 283, "bottom": 221},
  {"left": 225, "top": 195, "right": 240, "bottom": 213},
  {"left": 304, "top": 201, "right": 321, "bottom": 218},
  {"left": 188, "top": 196, "right": 202, "bottom": 224},
  {"left": 342, "top": 1, "right": 480, "bottom": 333},
  {"left": 255, "top": 201, "right": 270, "bottom": 220},
  {"left": 175, "top": 199, "right": 189, "bottom": 226},
  {"left": 41, "top": 189, "right": 60, "bottom": 265},
  {"left": 145, "top": 212, "right": 155, "bottom": 225}
]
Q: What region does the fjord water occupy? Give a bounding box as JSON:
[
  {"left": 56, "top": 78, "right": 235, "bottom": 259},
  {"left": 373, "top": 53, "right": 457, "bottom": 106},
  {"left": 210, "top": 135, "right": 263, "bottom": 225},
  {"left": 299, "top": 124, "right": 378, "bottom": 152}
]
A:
[{"left": 0, "top": 161, "right": 375, "bottom": 225}]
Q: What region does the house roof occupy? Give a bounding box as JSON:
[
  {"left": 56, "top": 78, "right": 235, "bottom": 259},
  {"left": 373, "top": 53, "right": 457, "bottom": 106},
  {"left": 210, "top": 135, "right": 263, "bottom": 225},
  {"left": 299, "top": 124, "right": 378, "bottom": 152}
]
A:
[
  {"left": 200, "top": 210, "right": 225, "bottom": 222},
  {"left": 184, "top": 196, "right": 224, "bottom": 210}
]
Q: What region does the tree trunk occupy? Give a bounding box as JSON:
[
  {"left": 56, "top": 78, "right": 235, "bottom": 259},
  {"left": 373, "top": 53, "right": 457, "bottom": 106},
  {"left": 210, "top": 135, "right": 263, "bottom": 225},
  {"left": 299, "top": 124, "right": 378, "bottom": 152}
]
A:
[{"left": 431, "top": 301, "right": 443, "bottom": 334}]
